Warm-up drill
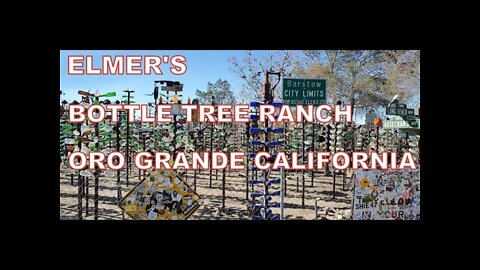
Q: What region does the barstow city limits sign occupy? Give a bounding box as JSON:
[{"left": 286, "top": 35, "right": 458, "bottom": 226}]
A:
[{"left": 283, "top": 79, "right": 326, "bottom": 106}]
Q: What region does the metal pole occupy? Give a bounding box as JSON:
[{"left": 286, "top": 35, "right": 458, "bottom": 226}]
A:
[
  {"left": 185, "top": 167, "right": 188, "bottom": 183},
  {"left": 311, "top": 121, "right": 315, "bottom": 187},
  {"left": 118, "top": 188, "right": 125, "bottom": 220},
  {"left": 173, "top": 115, "right": 177, "bottom": 159},
  {"left": 209, "top": 96, "right": 215, "bottom": 188},
  {"left": 350, "top": 179, "right": 356, "bottom": 220},
  {"left": 116, "top": 111, "right": 121, "bottom": 184},
  {"left": 280, "top": 167, "right": 284, "bottom": 220},
  {"left": 222, "top": 124, "right": 227, "bottom": 210},
  {"left": 116, "top": 109, "right": 122, "bottom": 204},
  {"left": 76, "top": 123, "right": 83, "bottom": 220},
  {"left": 296, "top": 173, "right": 299, "bottom": 192},
  {"left": 193, "top": 138, "right": 197, "bottom": 191},
  {"left": 125, "top": 91, "right": 132, "bottom": 187},
  {"left": 94, "top": 95, "right": 99, "bottom": 220},
  {"left": 302, "top": 121, "right": 305, "bottom": 208},
  {"left": 85, "top": 176, "right": 89, "bottom": 216},
  {"left": 342, "top": 125, "right": 347, "bottom": 191},
  {"left": 325, "top": 124, "right": 331, "bottom": 176},
  {"left": 246, "top": 145, "right": 250, "bottom": 200},
  {"left": 284, "top": 122, "right": 287, "bottom": 196},
  {"left": 332, "top": 123, "right": 338, "bottom": 200},
  {"left": 349, "top": 124, "right": 356, "bottom": 191},
  {"left": 263, "top": 73, "right": 271, "bottom": 218}
]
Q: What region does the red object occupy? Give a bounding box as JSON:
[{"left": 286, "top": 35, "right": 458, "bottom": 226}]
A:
[{"left": 374, "top": 117, "right": 382, "bottom": 127}]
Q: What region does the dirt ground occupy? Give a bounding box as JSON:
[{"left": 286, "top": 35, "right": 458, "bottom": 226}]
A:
[{"left": 60, "top": 166, "right": 353, "bottom": 220}]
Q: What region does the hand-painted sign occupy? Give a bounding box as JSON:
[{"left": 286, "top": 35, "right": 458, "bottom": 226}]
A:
[
  {"left": 118, "top": 170, "right": 202, "bottom": 220},
  {"left": 352, "top": 169, "right": 420, "bottom": 220}
]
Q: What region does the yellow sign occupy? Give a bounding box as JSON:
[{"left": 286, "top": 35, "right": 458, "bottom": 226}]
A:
[{"left": 118, "top": 170, "right": 202, "bottom": 220}]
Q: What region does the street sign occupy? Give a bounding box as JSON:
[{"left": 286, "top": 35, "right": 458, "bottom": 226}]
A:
[
  {"left": 118, "top": 170, "right": 202, "bottom": 220},
  {"left": 403, "top": 115, "right": 418, "bottom": 127},
  {"left": 383, "top": 116, "right": 420, "bottom": 129},
  {"left": 387, "top": 104, "right": 416, "bottom": 118},
  {"left": 161, "top": 85, "right": 183, "bottom": 91},
  {"left": 386, "top": 106, "right": 408, "bottom": 116},
  {"left": 283, "top": 79, "right": 326, "bottom": 105},
  {"left": 408, "top": 120, "right": 419, "bottom": 127}
]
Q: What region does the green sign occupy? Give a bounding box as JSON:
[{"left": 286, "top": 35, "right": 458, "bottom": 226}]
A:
[
  {"left": 283, "top": 79, "right": 326, "bottom": 105},
  {"left": 387, "top": 105, "right": 416, "bottom": 117},
  {"left": 408, "top": 120, "right": 419, "bottom": 127},
  {"left": 383, "top": 116, "right": 420, "bottom": 129},
  {"left": 387, "top": 106, "right": 408, "bottom": 116},
  {"left": 386, "top": 103, "right": 418, "bottom": 127}
]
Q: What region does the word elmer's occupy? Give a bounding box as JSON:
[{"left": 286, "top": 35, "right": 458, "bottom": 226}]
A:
[{"left": 68, "top": 55, "right": 187, "bottom": 75}]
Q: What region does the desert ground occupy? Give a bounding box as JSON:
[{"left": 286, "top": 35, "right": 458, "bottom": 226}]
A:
[{"left": 60, "top": 165, "right": 353, "bottom": 220}]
